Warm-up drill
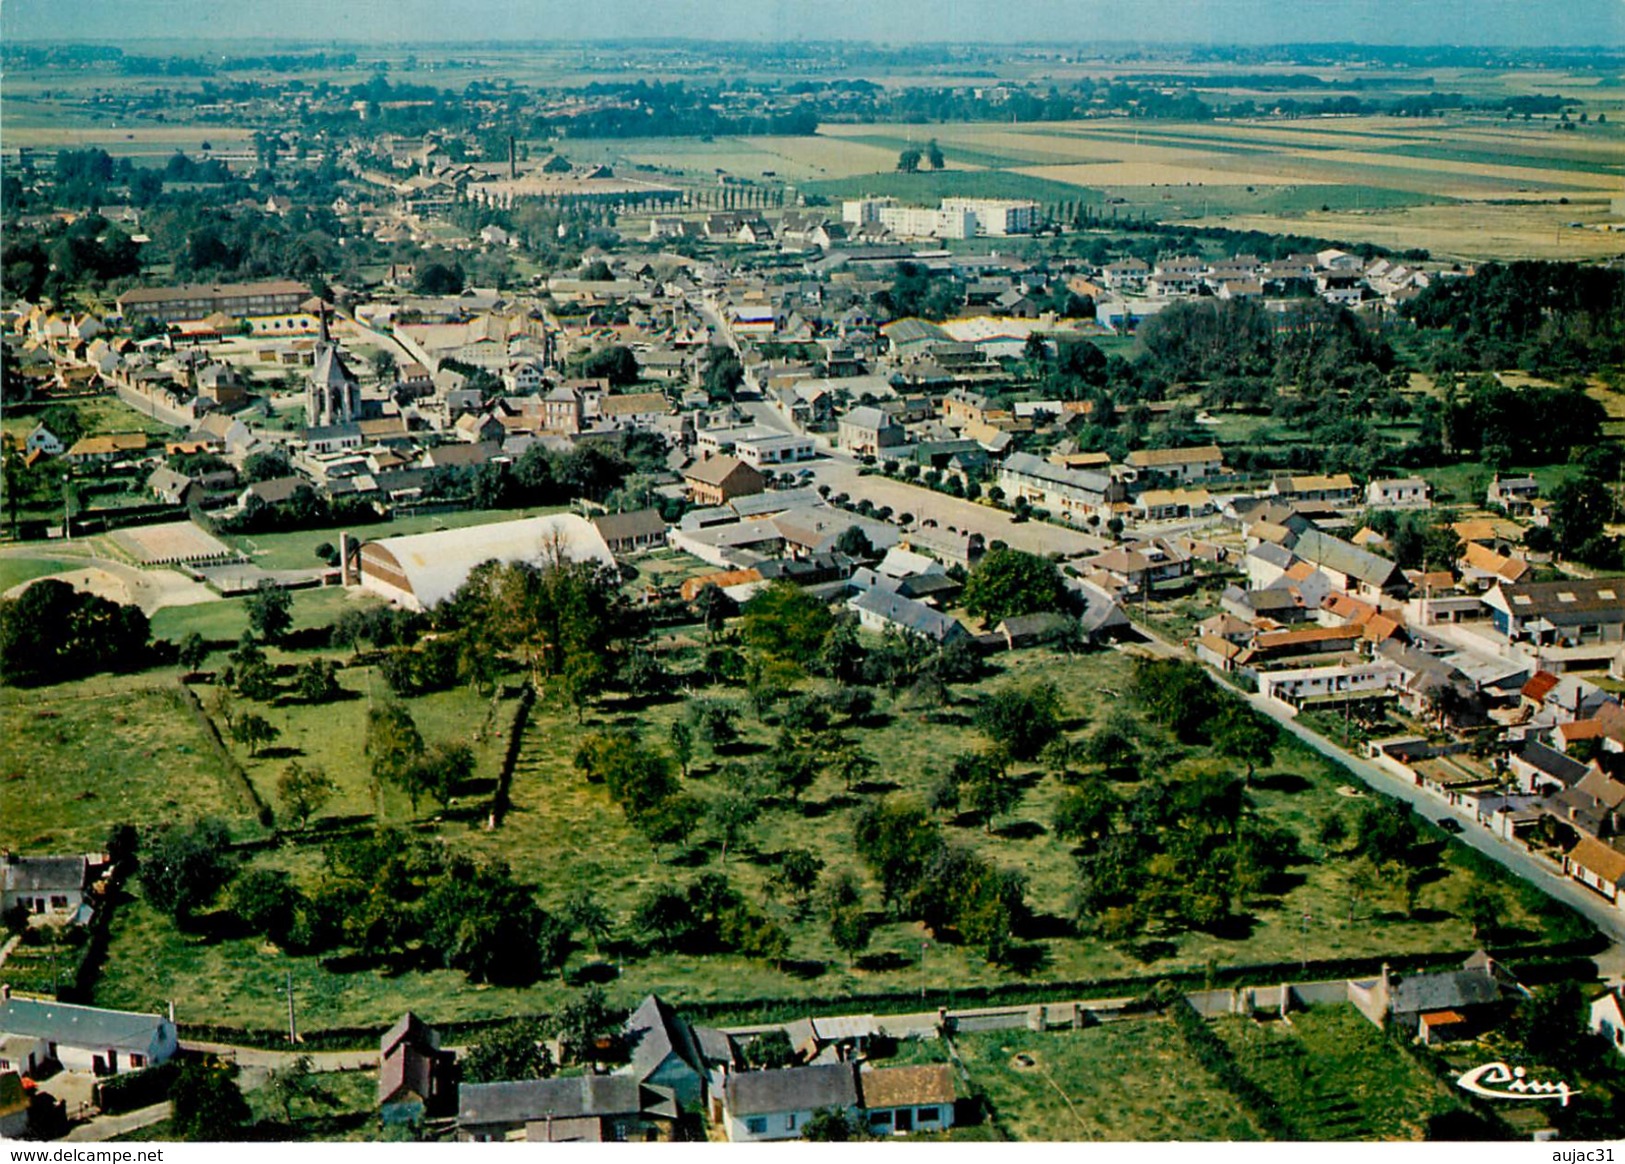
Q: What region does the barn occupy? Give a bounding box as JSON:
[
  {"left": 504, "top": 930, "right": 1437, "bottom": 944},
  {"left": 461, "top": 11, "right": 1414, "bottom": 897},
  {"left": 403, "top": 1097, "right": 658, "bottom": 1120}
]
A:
[{"left": 356, "top": 515, "right": 615, "bottom": 612}]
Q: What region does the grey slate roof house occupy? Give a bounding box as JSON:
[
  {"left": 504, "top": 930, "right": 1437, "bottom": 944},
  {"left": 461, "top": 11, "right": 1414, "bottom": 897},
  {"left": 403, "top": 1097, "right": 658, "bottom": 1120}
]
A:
[
  {"left": 0, "top": 995, "right": 178, "bottom": 1077},
  {"left": 457, "top": 1074, "right": 676, "bottom": 1142},
  {"left": 1, "top": 853, "right": 95, "bottom": 924},
  {"left": 1347, "top": 955, "right": 1513, "bottom": 1044},
  {"left": 849, "top": 588, "right": 968, "bottom": 644},
  {"left": 621, "top": 994, "right": 707, "bottom": 1112},
  {"left": 721, "top": 1062, "right": 860, "bottom": 1142},
  {"left": 592, "top": 508, "right": 668, "bottom": 556}
]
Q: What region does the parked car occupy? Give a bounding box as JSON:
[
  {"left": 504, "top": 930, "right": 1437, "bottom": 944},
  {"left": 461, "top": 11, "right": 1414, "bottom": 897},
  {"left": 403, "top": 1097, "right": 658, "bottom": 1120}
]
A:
[{"left": 1436, "top": 817, "right": 1463, "bottom": 834}]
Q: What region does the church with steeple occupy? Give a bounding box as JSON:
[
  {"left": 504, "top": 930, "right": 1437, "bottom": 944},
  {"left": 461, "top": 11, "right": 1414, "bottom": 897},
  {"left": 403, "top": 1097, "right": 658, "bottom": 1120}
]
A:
[{"left": 306, "top": 307, "right": 362, "bottom": 428}]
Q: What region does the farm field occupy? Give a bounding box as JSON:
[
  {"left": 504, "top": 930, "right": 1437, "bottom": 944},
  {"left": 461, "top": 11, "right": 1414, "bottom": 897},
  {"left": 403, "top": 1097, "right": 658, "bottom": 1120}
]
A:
[
  {"left": 809, "top": 116, "right": 1625, "bottom": 260},
  {"left": 949, "top": 1021, "right": 1265, "bottom": 1141},
  {"left": 87, "top": 643, "right": 1590, "bottom": 1034},
  {"left": 1210, "top": 1004, "right": 1464, "bottom": 1139}
]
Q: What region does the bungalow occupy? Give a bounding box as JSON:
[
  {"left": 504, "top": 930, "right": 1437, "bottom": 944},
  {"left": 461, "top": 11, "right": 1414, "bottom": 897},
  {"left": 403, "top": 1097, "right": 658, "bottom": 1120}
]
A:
[
  {"left": 1270, "top": 474, "right": 1360, "bottom": 507},
  {"left": 1508, "top": 738, "right": 1592, "bottom": 794},
  {"left": 377, "top": 1013, "right": 455, "bottom": 1125},
  {"left": 63, "top": 433, "right": 148, "bottom": 466},
  {"left": 1122, "top": 444, "right": 1224, "bottom": 484},
  {"left": 1591, "top": 988, "right": 1625, "bottom": 1059},
  {"left": 995, "top": 612, "right": 1078, "bottom": 650},
  {"left": 721, "top": 1062, "right": 859, "bottom": 1142},
  {"left": 859, "top": 1065, "right": 956, "bottom": 1137},
  {"left": 1366, "top": 477, "right": 1431, "bottom": 510},
  {"left": 683, "top": 456, "right": 765, "bottom": 507},
  {"left": 593, "top": 509, "right": 668, "bottom": 556},
  {"left": 0, "top": 995, "right": 178, "bottom": 1077},
  {"left": 1133, "top": 488, "right": 1213, "bottom": 524},
  {"left": 849, "top": 588, "right": 968, "bottom": 644},
  {"left": 1, "top": 853, "right": 94, "bottom": 924},
  {"left": 240, "top": 476, "right": 310, "bottom": 509},
  {"left": 1565, "top": 836, "right": 1625, "bottom": 907},
  {"left": 1457, "top": 542, "right": 1529, "bottom": 589}
]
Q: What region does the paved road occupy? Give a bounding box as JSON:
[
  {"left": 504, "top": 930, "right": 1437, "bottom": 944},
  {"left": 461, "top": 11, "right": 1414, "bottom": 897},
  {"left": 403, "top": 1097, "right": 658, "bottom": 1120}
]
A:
[
  {"left": 62, "top": 1101, "right": 171, "bottom": 1142},
  {"left": 179, "top": 1041, "right": 378, "bottom": 1071}
]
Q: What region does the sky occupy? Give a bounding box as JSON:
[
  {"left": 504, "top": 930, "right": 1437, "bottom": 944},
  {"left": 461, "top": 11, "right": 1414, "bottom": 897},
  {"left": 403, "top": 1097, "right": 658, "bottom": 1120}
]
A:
[{"left": 3, "top": 0, "right": 1622, "bottom": 46}]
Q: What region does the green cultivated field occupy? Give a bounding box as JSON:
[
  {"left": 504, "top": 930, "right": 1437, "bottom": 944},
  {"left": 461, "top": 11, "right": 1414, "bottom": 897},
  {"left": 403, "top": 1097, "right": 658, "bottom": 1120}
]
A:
[
  {"left": 1211, "top": 1005, "right": 1464, "bottom": 1140},
  {"left": 800, "top": 170, "right": 1101, "bottom": 207},
  {"left": 148, "top": 585, "right": 377, "bottom": 647},
  {"left": 951, "top": 1021, "right": 1265, "bottom": 1141},
  {"left": 88, "top": 645, "right": 1590, "bottom": 1033},
  {"left": 0, "top": 555, "right": 98, "bottom": 594}
]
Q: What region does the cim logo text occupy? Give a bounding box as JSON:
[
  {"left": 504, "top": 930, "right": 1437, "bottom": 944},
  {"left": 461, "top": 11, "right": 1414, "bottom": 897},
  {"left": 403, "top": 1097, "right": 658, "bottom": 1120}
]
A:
[{"left": 1456, "top": 1061, "right": 1577, "bottom": 1107}]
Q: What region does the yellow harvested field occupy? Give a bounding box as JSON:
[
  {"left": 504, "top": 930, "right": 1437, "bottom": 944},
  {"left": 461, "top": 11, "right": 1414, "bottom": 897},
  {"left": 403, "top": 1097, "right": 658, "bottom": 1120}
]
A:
[
  {"left": 0, "top": 125, "right": 253, "bottom": 149},
  {"left": 1201, "top": 205, "right": 1625, "bottom": 262},
  {"left": 1019, "top": 161, "right": 1304, "bottom": 187},
  {"left": 1313, "top": 149, "right": 1618, "bottom": 195}
]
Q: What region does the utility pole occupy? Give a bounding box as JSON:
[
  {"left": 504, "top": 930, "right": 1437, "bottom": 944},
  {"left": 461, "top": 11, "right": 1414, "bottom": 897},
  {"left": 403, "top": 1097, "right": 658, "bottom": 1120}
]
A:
[
  {"left": 282, "top": 969, "right": 298, "bottom": 1044},
  {"left": 920, "top": 941, "right": 930, "bottom": 1001}
]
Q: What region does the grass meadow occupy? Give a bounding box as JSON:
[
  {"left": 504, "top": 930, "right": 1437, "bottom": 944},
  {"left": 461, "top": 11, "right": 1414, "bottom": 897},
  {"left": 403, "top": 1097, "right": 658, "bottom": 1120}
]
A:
[
  {"left": 1210, "top": 1004, "right": 1464, "bottom": 1140},
  {"left": 949, "top": 1020, "right": 1265, "bottom": 1141}
]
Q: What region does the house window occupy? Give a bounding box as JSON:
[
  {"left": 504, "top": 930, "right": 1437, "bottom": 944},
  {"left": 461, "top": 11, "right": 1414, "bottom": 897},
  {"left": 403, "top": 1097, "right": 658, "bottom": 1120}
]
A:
[
  {"left": 129, "top": 1054, "right": 145, "bottom": 1069},
  {"left": 917, "top": 1106, "right": 940, "bottom": 1124},
  {"left": 50, "top": 896, "right": 68, "bottom": 910},
  {"left": 785, "top": 1114, "right": 797, "bottom": 1131},
  {"left": 745, "top": 1117, "right": 767, "bottom": 1136},
  {"left": 870, "top": 1110, "right": 893, "bottom": 1127}
]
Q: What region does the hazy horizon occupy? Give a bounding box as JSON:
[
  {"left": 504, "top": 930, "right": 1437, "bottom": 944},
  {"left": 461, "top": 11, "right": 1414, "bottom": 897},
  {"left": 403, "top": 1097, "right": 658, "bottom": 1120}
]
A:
[{"left": 5, "top": 0, "right": 1623, "bottom": 48}]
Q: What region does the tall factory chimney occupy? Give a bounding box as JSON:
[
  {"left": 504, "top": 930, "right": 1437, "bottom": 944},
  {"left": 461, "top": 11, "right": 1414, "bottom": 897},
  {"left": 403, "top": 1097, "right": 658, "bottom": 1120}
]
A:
[{"left": 509, "top": 136, "right": 517, "bottom": 180}]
